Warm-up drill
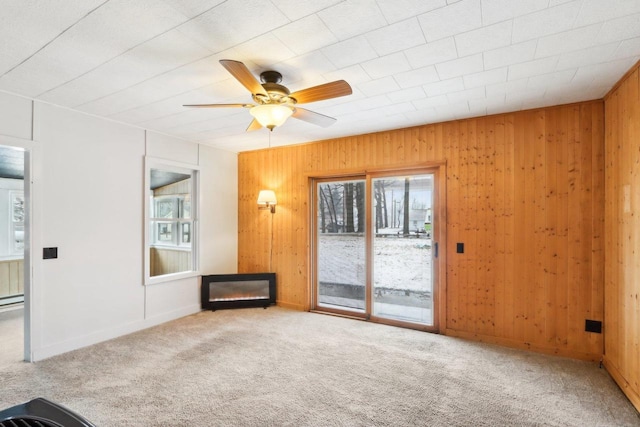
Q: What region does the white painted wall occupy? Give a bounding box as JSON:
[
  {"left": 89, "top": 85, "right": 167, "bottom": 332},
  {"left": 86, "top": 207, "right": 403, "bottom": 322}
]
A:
[
  {"left": 0, "top": 92, "right": 238, "bottom": 361},
  {"left": 33, "top": 103, "right": 147, "bottom": 355},
  {"left": 0, "top": 91, "right": 32, "bottom": 140},
  {"left": 143, "top": 131, "right": 239, "bottom": 323},
  {"left": 199, "top": 144, "right": 238, "bottom": 275}
]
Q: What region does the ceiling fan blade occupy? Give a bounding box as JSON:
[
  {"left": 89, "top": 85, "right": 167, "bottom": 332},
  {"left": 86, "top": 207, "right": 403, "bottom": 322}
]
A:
[
  {"left": 246, "top": 119, "right": 263, "bottom": 132},
  {"left": 292, "top": 107, "right": 337, "bottom": 128},
  {"left": 219, "top": 59, "right": 268, "bottom": 97},
  {"left": 183, "top": 103, "right": 253, "bottom": 108},
  {"left": 290, "top": 80, "right": 352, "bottom": 104}
]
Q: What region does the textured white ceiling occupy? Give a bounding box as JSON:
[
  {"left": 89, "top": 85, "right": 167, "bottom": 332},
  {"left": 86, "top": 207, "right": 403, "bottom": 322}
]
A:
[{"left": 1, "top": 0, "right": 639, "bottom": 152}]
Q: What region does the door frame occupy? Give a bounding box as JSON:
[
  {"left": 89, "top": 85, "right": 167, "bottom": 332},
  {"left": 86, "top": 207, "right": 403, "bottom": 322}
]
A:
[
  {"left": 0, "top": 134, "right": 38, "bottom": 362},
  {"left": 309, "top": 162, "right": 447, "bottom": 333}
]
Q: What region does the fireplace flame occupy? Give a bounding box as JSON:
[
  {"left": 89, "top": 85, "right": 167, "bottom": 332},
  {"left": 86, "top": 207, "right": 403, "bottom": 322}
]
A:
[{"left": 211, "top": 295, "right": 269, "bottom": 302}]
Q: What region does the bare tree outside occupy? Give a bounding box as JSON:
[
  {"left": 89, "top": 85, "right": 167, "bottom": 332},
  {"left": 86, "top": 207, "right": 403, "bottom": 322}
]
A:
[
  {"left": 344, "top": 183, "right": 355, "bottom": 232},
  {"left": 319, "top": 190, "right": 326, "bottom": 233},
  {"left": 403, "top": 177, "right": 410, "bottom": 236},
  {"left": 380, "top": 181, "right": 388, "bottom": 228},
  {"left": 374, "top": 181, "right": 382, "bottom": 233},
  {"left": 355, "top": 182, "right": 365, "bottom": 232}
]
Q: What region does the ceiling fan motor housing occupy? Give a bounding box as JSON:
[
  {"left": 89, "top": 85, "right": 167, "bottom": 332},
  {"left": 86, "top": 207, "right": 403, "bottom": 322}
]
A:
[
  {"left": 260, "top": 70, "right": 282, "bottom": 84},
  {"left": 254, "top": 71, "right": 295, "bottom": 105}
]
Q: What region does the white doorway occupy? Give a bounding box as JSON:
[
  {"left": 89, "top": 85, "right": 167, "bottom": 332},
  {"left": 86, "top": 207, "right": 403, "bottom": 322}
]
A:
[{"left": 0, "top": 141, "right": 32, "bottom": 365}]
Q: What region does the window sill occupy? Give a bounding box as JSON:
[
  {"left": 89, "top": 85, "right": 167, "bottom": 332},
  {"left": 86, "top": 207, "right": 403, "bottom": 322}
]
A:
[
  {"left": 145, "top": 270, "right": 200, "bottom": 286},
  {"left": 0, "top": 255, "right": 24, "bottom": 262},
  {"left": 149, "top": 245, "right": 192, "bottom": 251}
]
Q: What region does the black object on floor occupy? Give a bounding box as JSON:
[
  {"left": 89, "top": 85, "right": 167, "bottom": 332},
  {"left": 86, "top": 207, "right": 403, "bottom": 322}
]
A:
[{"left": 0, "top": 397, "right": 96, "bottom": 427}]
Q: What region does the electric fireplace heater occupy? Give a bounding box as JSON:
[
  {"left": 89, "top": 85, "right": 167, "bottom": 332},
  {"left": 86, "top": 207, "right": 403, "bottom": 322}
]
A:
[{"left": 201, "top": 273, "right": 276, "bottom": 310}]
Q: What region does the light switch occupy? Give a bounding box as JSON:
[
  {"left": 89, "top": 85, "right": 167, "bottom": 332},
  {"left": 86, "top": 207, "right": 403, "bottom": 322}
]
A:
[{"left": 43, "top": 247, "right": 58, "bottom": 259}]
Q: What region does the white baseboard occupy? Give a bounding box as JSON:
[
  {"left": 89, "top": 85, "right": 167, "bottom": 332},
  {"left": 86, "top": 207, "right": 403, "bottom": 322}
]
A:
[
  {"left": 31, "top": 304, "right": 201, "bottom": 362},
  {"left": 144, "top": 303, "right": 201, "bottom": 328}
]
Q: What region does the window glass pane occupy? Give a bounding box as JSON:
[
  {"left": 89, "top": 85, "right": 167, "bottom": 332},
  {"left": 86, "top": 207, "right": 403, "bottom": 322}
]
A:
[
  {"left": 9, "top": 192, "right": 25, "bottom": 255},
  {"left": 181, "top": 197, "right": 191, "bottom": 219},
  {"left": 181, "top": 223, "right": 191, "bottom": 244},
  {"left": 316, "top": 180, "right": 366, "bottom": 312},
  {"left": 148, "top": 166, "right": 196, "bottom": 278},
  {"left": 157, "top": 222, "right": 173, "bottom": 242},
  {"left": 13, "top": 224, "right": 24, "bottom": 252},
  {"left": 156, "top": 199, "right": 176, "bottom": 218},
  {"left": 372, "top": 175, "right": 434, "bottom": 326},
  {"left": 12, "top": 194, "right": 24, "bottom": 222}
]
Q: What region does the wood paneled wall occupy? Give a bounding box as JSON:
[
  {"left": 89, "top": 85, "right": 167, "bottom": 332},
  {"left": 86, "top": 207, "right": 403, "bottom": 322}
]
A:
[
  {"left": 238, "top": 101, "right": 605, "bottom": 360},
  {"left": 150, "top": 248, "right": 191, "bottom": 277},
  {"left": 153, "top": 178, "right": 191, "bottom": 196},
  {"left": 0, "top": 258, "right": 23, "bottom": 298},
  {"left": 603, "top": 61, "right": 640, "bottom": 411}
]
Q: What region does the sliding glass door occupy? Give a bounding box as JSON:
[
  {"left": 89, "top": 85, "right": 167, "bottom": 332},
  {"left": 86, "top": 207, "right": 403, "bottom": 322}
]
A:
[
  {"left": 371, "top": 174, "right": 434, "bottom": 326},
  {"left": 313, "top": 171, "right": 438, "bottom": 330},
  {"left": 315, "top": 178, "right": 366, "bottom": 314}
]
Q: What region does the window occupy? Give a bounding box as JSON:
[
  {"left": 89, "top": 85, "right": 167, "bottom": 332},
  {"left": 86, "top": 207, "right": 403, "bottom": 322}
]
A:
[
  {"left": 10, "top": 191, "right": 24, "bottom": 254},
  {"left": 145, "top": 159, "right": 199, "bottom": 283},
  {"left": 150, "top": 195, "right": 191, "bottom": 248}
]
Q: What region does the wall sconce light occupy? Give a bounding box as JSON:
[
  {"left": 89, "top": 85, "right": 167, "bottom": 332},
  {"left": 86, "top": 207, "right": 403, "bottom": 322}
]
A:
[{"left": 257, "top": 190, "right": 277, "bottom": 213}]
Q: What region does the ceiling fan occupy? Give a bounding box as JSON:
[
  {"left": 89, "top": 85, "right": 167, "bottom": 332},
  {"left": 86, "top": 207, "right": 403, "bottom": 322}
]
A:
[{"left": 184, "top": 59, "right": 352, "bottom": 131}]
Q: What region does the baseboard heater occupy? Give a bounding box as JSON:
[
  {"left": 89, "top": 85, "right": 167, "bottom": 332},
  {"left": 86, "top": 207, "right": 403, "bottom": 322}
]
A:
[{"left": 201, "top": 273, "right": 276, "bottom": 310}]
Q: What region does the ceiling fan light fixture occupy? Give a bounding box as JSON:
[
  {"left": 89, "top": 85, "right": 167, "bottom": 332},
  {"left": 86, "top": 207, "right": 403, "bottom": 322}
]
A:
[
  {"left": 250, "top": 104, "right": 293, "bottom": 130},
  {"left": 184, "top": 60, "right": 352, "bottom": 132}
]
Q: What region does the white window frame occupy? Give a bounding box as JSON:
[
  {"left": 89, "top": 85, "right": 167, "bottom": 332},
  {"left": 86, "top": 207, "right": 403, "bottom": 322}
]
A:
[{"left": 144, "top": 157, "right": 199, "bottom": 285}]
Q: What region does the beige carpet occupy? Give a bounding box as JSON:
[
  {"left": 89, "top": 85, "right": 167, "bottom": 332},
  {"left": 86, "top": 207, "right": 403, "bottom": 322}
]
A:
[
  {"left": 0, "top": 305, "right": 23, "bottom": 369},
  {"left": 0, "top": 307, "right": 638, "bottom": 426}
]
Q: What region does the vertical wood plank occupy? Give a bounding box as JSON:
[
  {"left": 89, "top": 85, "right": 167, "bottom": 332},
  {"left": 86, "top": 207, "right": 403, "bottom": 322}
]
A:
[
  {"left": 567, "top": 105, "right": 582, "bottom": 350},
  {"left": 544, "top": 108, "right": 557, "bottom": 347},
  {"left": 446, "top": 121, "right": 461, "bottom": 330},
  {"left": 604, "top": 90, "right": 620, "bottom": 365},
  {"left": 591, "top": 102, "right": 605, "bottom": 355},
  {"left": 522, "top": 111, "right": 536, "bottom": 346},
  {"left": 533, "top": 109, "right": 547, "bottom": 346},
  {"left": 459, "top": 120, "right": 472, "bottom": 332},
  {"left": 503, "top": 114, "right": 516, "bottom": 339},
  {"left": 0, "top": 263, "right": 9, "bottom": 297},
  {"left": 555, "top": 106, "right": 569, "bottom": 348},
  {"left": 493, "top": 116, "right": 506, "bottom": 338},
  {"left": 513, "top": 112, "right": 527, "bottom": 343}
]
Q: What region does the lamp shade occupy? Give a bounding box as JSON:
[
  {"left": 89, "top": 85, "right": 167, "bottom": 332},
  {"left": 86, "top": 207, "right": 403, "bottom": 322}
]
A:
[
  {"left": 250, "top": 104, "right": 293, "bottom": 130},
  {"left": 257, "top": 190, "right": 277, "bottom": 206}
]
